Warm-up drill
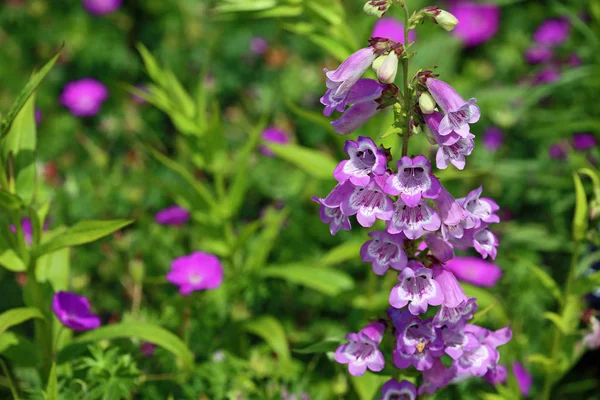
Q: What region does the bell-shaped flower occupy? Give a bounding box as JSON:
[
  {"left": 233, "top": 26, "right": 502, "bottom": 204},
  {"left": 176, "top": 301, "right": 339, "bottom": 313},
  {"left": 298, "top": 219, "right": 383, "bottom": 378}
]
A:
[
  {"left": 454, "top": 324, "right": 512, "bottom": 377},
  {"left": 458, "top": 186, "right": 500, "bottom": 229},
  {"left": 472, "top": 227, "right": 499, "bottom": 260},
  {"left": 437, "top": 134, "right": 475, "bottom": 170},
  {"left": 433, "top": 297, "right": 478, "bottom": 329},
  {"left": 387, "top": 198, "right": 441, "bottom": 240},
  {"left": 379, "top": 379, "right": 417, "bottom": 400},
  {"left": 334, "top": 322, "right": 386, "bottom": 376},
  {"left": 321, "top": 78, "right": 384, "bottom": 118},
  {"left": 392, "top": 310, "right": 444, "bottom": 370},
  {"left": 325, "top": 47, "right": 377, "bottom": 102},
  {"left": 385, "top": 155, "right": 440, "bottom": 206},
  {"left": 423, "top": 233, "right": 454, "bottom": 262},
  {"left": 432, "top": 265, "right": 466, "bottom": 308},
  {"left": 419, "top": 357, "right": 457, "bottom": 395},
  {"left": 444, "top": 257, "right": 502, "bottom": 287},
  {"left": 424, "top": 111, "right": 462, "bottom": 145},
  {"left": 312, "top": 196, "right": 351, "bottom": 235},
  {"left": 331, "top": 99, "right": 381, "bottom": 135},
  {"left": 334, "top": 136, "right": 388, "bottom": 186},
  {"left": 426, "top": 78, "right": 480, "bottom": 137},
  {"left": 485, "top": 364, "right": 508, "bottom": 385},
  {"left": 389, "top": 261, "right": 444, "bottom": 315},
  {"left": 433, "top": 181, "right": 468, "bottom": 227},
  {"left": 360, "top": 230, "right": 408, "bottom": 275}
]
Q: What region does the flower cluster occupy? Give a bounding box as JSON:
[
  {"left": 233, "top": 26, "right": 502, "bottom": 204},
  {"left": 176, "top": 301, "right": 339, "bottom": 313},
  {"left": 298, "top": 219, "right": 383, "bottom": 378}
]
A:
[{"left": 313, "top": 3, "right": 511, "bottom": 396}]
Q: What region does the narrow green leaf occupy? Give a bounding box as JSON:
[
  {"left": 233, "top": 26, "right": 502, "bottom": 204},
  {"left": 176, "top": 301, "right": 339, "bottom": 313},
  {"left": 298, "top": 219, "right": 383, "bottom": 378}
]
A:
[
  {"left": 46, "top": 363, "right": 58, "bottom": 400},
  {"left": 0, "top": 307, "right": 44, "bottom": 336},
  {"left": 0, "top": 332, "right": 19, "bottom": 354},
  {"left": 321, "top": 239, "right": 364, "bottom": 266},
  {"left": 293, "top": 338, "right": 341, "bottom": 354},
  {"left": 572, "top": 172, "right": 588, "bottom": 241},
  {"left": 246, "top": 207, "right": 289, "bottom": 269},
  {"left": 214, "top": 0, "right": 277, "bottom": 13},
  {"left": 265, "top": 143, "right": 337, "bottom": 180},
  {"left": 32, "top": 219, "right": 133, "bottom": 258},
  {"left": 36, "top": 248, "right": 70, "bottom": 292},
  {"left": 350, "top": 373, "right": 390, "bottom": 400},
  {"left": 260, "top": 264, "right": 354, "bottom": 296},
  {"left": 543, "top": 312, "right": 568, "bottom": 334},
  {"left": 519, "top": 258, "right": 562, "bottom": 303},
  {"left": 136, "top": 44, "right": 167, "bottom": 87},
  {"left": 244, "top": 316, "right": 291, "bottom": 370},
  {"left": 528, "top": 354, "right": 555, "bottom": 372},
  {"left": 308, "top": 34, "right": 351, "bottom": 62},
  {"left": 0, "top": 190, "right": 23, "bottom": 210}
]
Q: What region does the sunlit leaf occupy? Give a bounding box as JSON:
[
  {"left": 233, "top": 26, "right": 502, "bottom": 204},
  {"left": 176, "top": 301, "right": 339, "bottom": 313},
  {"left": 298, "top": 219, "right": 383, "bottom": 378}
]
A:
[
  {"left": 244, "top": 316, "right": 291, "bottom": 372},
  {"left": 572, "top": 172, "right": 588, "bottom": 241},
  {"left": 46, "top": 363, "right": 58, "bottom": 400},
  {"left": 350, "top": 372, "right": 390, "bottom": 400},
  {"left": 293, "top": 338, "right": 341, "bottom": 354},
  {"left": 260, "top": 264, "right": 354, "bottom": 296},
  {"left": 0, "top": 308, "right": 44, "bottom": 336},
  {"left": 265, "top": 143, "right": 337, "bottom": 180}
]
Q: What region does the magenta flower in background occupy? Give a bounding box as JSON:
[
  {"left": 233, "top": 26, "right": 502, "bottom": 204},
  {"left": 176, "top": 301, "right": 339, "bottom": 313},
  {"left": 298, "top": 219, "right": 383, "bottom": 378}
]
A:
[
  {"left": 35, "top": 108, "right": 43, "bottom": 125},
  {"left": 10, "top": 218, "right": 34, "bottom": 245},
  {"left": 155, "top": 205, "right": 190, "bottom": 226},
  {"left": 166, "top": 252, "right": 223, "bottom": 295},
  {"left": 482, "top": 127, "right": 504, "bottom": 152},
  {"left": 141, "top": 342, "right": 156, "bottom": 357},
  {"left": 260, "top": 126, "right": 290, "bottom": 156},
  {"left": 572, "top": 133, "right": 597, "bottom": 151},
  {"left": 379, "top": 379, "right": 417, "bottom": 400},
  {"left": 444, "top": 256, "right": 502, "bottom": 287},
  {"left": 549, "top": 142, "right": 567, "bottom": 160},
  {"left": 82, "top": 0, "right": 122, "bottom": 15},
  {"left": 60, "top": 78, "right": 108, "bottom": 117},
  {"left": 533, "top": 18, "right": 570, "bottom": 47},
  {"left": 334, "top": 322, "right": 385, "bottom": 376},
  {"left": 534, "top": 67, "right": 560, "bottom": 85},
  {"left": 250, "top": 37, "right": 269, "bottom": 55},
  {"left": 512, "top": 361, "right": 533, "bottom": 397},
  {"left": 524, "top": 47, "right": 553, "bottom": 64},
  {"left": 450, "top": 2, "right": 500, "bottom": 47},
  {"left": 371, "top": 17, "right": 416, "bottom": 43},
  {"left": 52, "top": 291, "right": 101, "bottom": 331}
]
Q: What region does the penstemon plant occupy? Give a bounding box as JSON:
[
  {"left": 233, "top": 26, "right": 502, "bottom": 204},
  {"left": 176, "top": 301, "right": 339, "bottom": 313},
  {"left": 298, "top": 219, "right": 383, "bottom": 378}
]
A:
[{"left": 313, "top": 1, "right": 512, "bottom": 397}]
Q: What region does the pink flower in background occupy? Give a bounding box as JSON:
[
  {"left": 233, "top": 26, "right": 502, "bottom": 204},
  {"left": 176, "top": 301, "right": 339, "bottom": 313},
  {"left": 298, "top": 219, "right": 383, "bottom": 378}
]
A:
[
  {"left": 166, "top": 252, "right": 224, "bottom": 295},
  {"left": 141, "top": 342, "right": 156, "bottom": 357},
  {"left": 534, "top": 67, "right": 560, "bottom": 85},
  {"left": 533, "top": 18, "right": 570, "bottom": 47},
  {"left": 524, "top": 47, "right": 553, "bottom": 64},
  {"left": 250, "top": 37, "right": 269, "bottom": 55},
  {"left": 371, "top": 17, "right": 416, "bottom": 43},
  {"left": 444, "top": 256, "right": 502, "bottom": 287},
  {"left": 512, "top": 362, "right": 533, "bottom": 397},
  {"left": 260, "top": 126, "right": 291, "bottom": 156},
  {"left": 450, "top": 2, "right": 500, "bottom": 47},
  {"left": 482, "top": 127, "right": 504, "bottom": 152},
  {"left": 60, "top": 78, "right": 108, "bottom": 117},
  {"left": 82, "top": 0, "right": 122, "bottom": 15},
  {"left": 155, "top": 205, "right": 190, "bottom": 226},
  {"left": 572, "top": 133, "right": 597, "bottom": 151}
]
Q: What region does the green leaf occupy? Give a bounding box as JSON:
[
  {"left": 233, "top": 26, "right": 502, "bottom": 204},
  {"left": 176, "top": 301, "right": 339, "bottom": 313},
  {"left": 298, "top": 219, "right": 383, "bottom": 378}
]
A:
[
  {"left": 0, "top": 49, "right": 61, "bottom": 137},
  {"left": 350, "top": 372, "right": 390, "bottom": 400},
  {"left": 572, "top": 172, "right": 588, "bottom": 241},
  {"left": 244, "top": 316, "right": 291, "bottom": 371},
  {"left": 136, "top": 44, "right": 167, "bottom": 87},
  {"left": 0, "top": 308, "right": 44, "bottom": 336},
  {"left": 260, "top": 264, "right": 354, "bottom": 296},
  {"left": 573, "top": 270, "right": 600, "bottom": 296},
  {"left": 0, "top": 189, "right": 23, "bottom": 210},
  {"left": 293, "top": 338, "right": 341, "bottom": 354},
  {"left": 265, "top": 143, "right": 337, "bottom": 180},
  {"left": 528, "top": 353, "right": 555, "bottom": 372},
  {"left": 36, "top": 248, "right": 70, "bottom": 291},
  {"left": 0, "top": 332, "right": 19, "bottom": 354},
  {"left": 32, "top": 219, "right": 133, "bottom": 258},
  {"left": 0, "top": 231, "right": 26, "bottom": 272},
  {"left": 245, "top": 207, "right": 289, "bottom": 269},
  {"left": 518, "top": 258, "right": 562, "bottom": 303},
  {"left": 543, "top": 312, "right": 568, "bottom": 334},
  {"left": 60, "top": 322, "right": 194, "bottom": 370},
  {"left": 214, "top": 0, "right": 277, "bottom": 13},
  {"left": 321, "top": 239, "right": 364, "bottom": 266},
  {"left": 308, "top": 34, "right": 351, "bottom": 62},
  {"left": 46, "top": 363, "right": 58, "bottom": 400}
]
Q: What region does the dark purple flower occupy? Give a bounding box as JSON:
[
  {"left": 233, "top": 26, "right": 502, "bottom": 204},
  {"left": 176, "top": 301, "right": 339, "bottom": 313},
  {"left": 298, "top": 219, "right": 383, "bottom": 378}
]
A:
[
  {"left": 419, "top": 357, "right": 456, "bottom": 395},
  {"left": 534, "top": 67, "right": 560, "bottom": 84},
  {"left": 389, "top": 261, "right": 444, "bottom": 315},
  {"left": 250, "top": 37, "right": 269, "bottom": 55},
  {"left": 392, "top": 310, "right": 444, "bottom": 370},
  {"left": 35, "top": 108, "right": 43, "bottom": 125},
  {"left": 485, "top": 364, "right": 508, "bottom": 385},
  {"left": 60, "top": 78, "right": 108, "bottom": 117},
  {"left": 387, "top": 198, "right": 441, "bottom": 240},
  {"left": 334, "top": 322, "right": 385, "bottom": 376},
  {"left": 10, "top": 218, "right": 33, "bottom": 245},
  {"left": 155, "top": 205, "right": 190, "bottom": 226},
  {"left": 379, "top": 379, "right": 417, "bottom": 400},
  {"left": 572, "top": 133, "right": 597, "bottom": 151},
  {"left": 360, "top": 230, "right": 407, "bottom": 275},
  {"left": 524, "top": 47, "right": 553, "bottom": 64},
  {"left": 534, "top": 18, "right": 570, "bottom": 47},
  {"left": 371, "top": 17, "right": 416, "bottom": 44},
  {"left": 482, "top": 127, "right": 504, "bottom": 152},
  {"left": 548, "top": 143, "right": 567, "bottom": 160},
  {"left": 450, "top": 2, "right": 501, "bottom": 47},
  {"left": 260, "top": 126, "right": 291, "bottom": 156},
  {"left": 334, "top": 136, "right": 387, "bottom": 186},
  {"left": 512, "top": 361, "right": 533, "bottom": 397},
  {"left": 385, "top": 155, "right": 440, "bottom": 206},
  {"left": 444, "top": 257, "right": 502, "bottom": 287},
  {"left": 312, "top": 196, "right": 351, "bottom": 235},
  {"left": 331, "top": 100, "right": 380, "bottom": 135},
  {"left": 166, "top": 252, "right": 223, "bottom": 295},
  {"left": 52, "top": 291, "right": 101, "bottom": 331},
  {"left": 141, "top": 342, "right": 156, "bottom": 357},
  {"left": 426, "top": 78, "right": 480, "bottom": 137},
  {"left": 82, "top": 0, "right": 122, "bottom": 16}
]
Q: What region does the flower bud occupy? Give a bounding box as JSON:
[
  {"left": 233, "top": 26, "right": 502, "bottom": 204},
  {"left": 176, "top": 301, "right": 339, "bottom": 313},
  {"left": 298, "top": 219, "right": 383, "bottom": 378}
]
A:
[
  {"left": 371, "top": 55, "right": 386, "bottom": 73},
  {"left": 418, "top": 92, "right": 436, "bottom": 114},
  {"left": 363, "top": 0, "right": 390, "bottom": 18},
  {"left": 435, "top": 10, "right": 459, "bottom": 31},
  {"left": 376, "top": 51, "right": 398, "bottom": 84}
]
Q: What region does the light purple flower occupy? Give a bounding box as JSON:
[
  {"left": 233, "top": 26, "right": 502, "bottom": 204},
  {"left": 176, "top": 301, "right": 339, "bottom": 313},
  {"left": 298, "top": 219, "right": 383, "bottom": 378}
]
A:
[
  {"left": 433, "top": 265, "right": 467, "bottom": 308},
  {"left": 321, "top": 78, "right": 384, "bottom": 118},
  {"left": 572, "top": 133, "right": 597, "bottom": 151},
  {"left": 166, "top": 252, "right": 223, "bottom": 296},
  {"left": 260, "top": 126, "right": 291, "bottom": 156},
  {"left": 387, "top": 198, "right": 441, "bottom": 239},
  {"left": 312, "top": 196, "right": 351, "bottom": 235},
  {"left": 250, "top": 36, "right": 269, "bottom": 55},
  {"left": 419, "top": 357, "right": 456, "bottom": 395},
  {"left": 331, "top": 100, "right": 381, "bottom": 135},
  {"left": 371, "top": 17, "right": 416, "bottom": 44},
  {"left": 444, "top": 257, "right": 502, "bottom": 287},
  {"left": 450, "top": 2, "right": 500, "bottom": 47},
  {"left": 426, "top": 78, "right": 480, "bottom": 137},
  {"left": 334, "top": 322, "right": 385, "bottom": 376},
  {"left": 485, "top": 364, "right": 508, "bottom": 385},
  {"left": 334, "top": 136, "right": 387, "bottom": 186},
  {"left": 385, "top": 155, "right": 440, "bottom": 206},
  {"left": 60, "top": 78, "right": 109, "bottom": 117},
  {"left": 437, "top": 135, "right": 475, "bottom": 170},
  {"left": 424, "top": 111, "right": 462, "bottom": 145},
  {"left": 10, "top": 218, "right": 34, "bottom": 245},
  {"left": 392, "top": 310, "right": 444, "bottom": 370},
  {"left": 472, "top": 227, "right": 499, "bottom": 260},
  {"left": 434, "top": 182, "right": 468, "bottom": 227},
  {"left": 458, "top": 186, "right": 500, "bottom": 229},
  {"left": 389, "top": 261, "right": 444, "bottom": 315},
  {"left": 512, "top": 361, "right": 533, "bottom": 397},
  {"left": 82, "top": 0, "right": 122, "bottom": 16},
  {"left": 524, "top": 47, "right": 553, "bottom": 64},
  {"left": 379, "top": 379, "right": 417, "bottom": 400},
  {"left": 360, "top": 230, "right": 407, "bottom": 275},
  {"left": 454, "top": 324, "right": 512, "bottom": 377},
  {"left": 324, "top": 47, "right": 377, "bottom": 104},
  {"left": 155, "top": 205, "right": 190, "bottom": 226},
  {"left": 433, "top": 297, "right": 478, "bottom": 329},
  {"left": 423, "top": 233, "right": 454, "bottom": 263},
  {"left": 534, "top": 18, "right": 570, "bottom": 47},
  {"left": 52, "top": 291, "right": 101, "bottom": 331},
  {"left": 482, "top": 127, "right": 504, "bottom": 152}
]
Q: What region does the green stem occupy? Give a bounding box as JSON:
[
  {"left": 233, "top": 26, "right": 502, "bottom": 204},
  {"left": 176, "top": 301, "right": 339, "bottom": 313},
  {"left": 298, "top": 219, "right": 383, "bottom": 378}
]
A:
[
  {"left": 401, "top": 1, "right": 411, "bottom": 157},
  {"left": 181, "top": 296, "right": 193, "bottom": 347},
  {"left": 0, "top": 358, "right": 19, "bottom": 400}
]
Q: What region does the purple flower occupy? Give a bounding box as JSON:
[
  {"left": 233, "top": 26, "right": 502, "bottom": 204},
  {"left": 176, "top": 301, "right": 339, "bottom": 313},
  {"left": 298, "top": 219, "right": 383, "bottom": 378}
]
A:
[
  {"left": 331, "top": 100, "right": 381, "bottom": 135},
  {"left": 485, "top": 364, "right": 508, "bottom": 385},
  {"left": 424, "top": 111, "right": 463, "bottom": 145},
  {"left": 324, "top": 47, "right": 377, "bottom": 105},
  {"left": 454, "top": 324, "right": 512, "bottom": 377},
  {"left": 426, "top": 78, "right": 480, "bottom": 137},
  {"left": 444, "top": 257, "right": 502, "bottom": 287},
  {"left": 371, "top": 17, "right": 416, "bottom": 44},
  {"left": 385, "top": 156, "right": 440, "bottom": 206},
  {"left": 419, "top": 357, "right": 456, "bottom": 395},
  {"left": 10, "top": 218, "right": 34, "bottom": 245},
  {"left": 155, "top": 205, "right": 190, "bottom": 226},
  {"left": 482, "top": 127, "right": 504, "bottom": 152},
  {"left": 389, "top": 261, "right": 444, "bottom": 315},
  {"left": 360, "top": 230, "right": 407, "bottom": 275},
  {"left": 568, "top": 53, "right": 582, "bottom": 67},
  {"left": 334, "top": 322, "right": 385, "bottom": 376},
  {"left": 141, "top": 342, "right": 156, "bottom": 357},
  {"left": 379, "top": 379, "right": 417, "bottom": 400},
  {"left": 450, "top": 2, "right": 500, "bottom": 47},
  {"left": 472, "top": 227, "right": 499, "bottom": 260},
  {"left": 260, "top": 126, "right": 291, "bottom": 156},
  {"left": 166, "top": 252, "right": 223, "bottom": 296},
  {"left": 434, "top": 182, "right": 468, "bottom": 227},
  {"left": 35, "top": 108, "right": 43, "bottom": 125},
  {"left": 423, "top": 233, "right": 454, "bottom": 262},
  {"left": 250, "top": 36, "right": 269, "bottom": 55},
  {"left": 512, "top": 361, "right": 533, "bottom": 397},
  {"left": 548, "top": 143, "right": 567, "bottom": 160},
  {"left": 52, "top": 291, "right": 101, "bottom": 331},
  {"left": 534, "top": 18, "right": 570, "bottom": 47},
  {"left": 433, "top": 297, "right": 478, "bottom": 329},
  {"left": 334, "top": 136, "right": 387, "bottom": 186},
  {"left": 387, "top": 198, "right": 441, "bottom": 239},
  {"left": 322, "top": 78, "right": 384, "bottom": 117},
  {"left": 572, "top": 133, "right": 597, "bottom": 151},
  {"left": 524, "top": 47, "right": 553, "bottom": 64},
  {"left": 433, "top": 265, "right": 467, "bottom": 308},
  {"left": 436, "top": 134, "right": 475, "bottom": 170},
  {"left": 60, "top": 78, "right": 109, "bottom": 117},
  {"left": 392, "top": 310, "right": 444, "bottom": 370},
  {"left": 82, "top": 0, "right": 122, "bottom": 16},
  {"left": 458, "top": 186, "right": 500, "bottom": 229},
  {"left": 312, "top": 196, "right": 351, "bottom": 235},
  {"left": 534, "top": 67, "right": 560, "bottom": 84}
]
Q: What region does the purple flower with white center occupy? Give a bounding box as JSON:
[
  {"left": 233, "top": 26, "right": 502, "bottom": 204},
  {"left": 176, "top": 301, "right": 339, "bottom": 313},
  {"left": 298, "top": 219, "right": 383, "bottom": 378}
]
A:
[
  {"left": 434, "top": 182, "right": 468, "bottom": 227},
  {"left": 440, "top": 324, "right": 469, "bottom": 360},
  {"left": 155, "top": 205, "right": 190, "bottom": 226},
  {"left": 534, "top": 18, "right": 570, "bottom": 47},
  {"left": 423, "top": 233, "right": 454, "bottom": 262},
  {"left": 482, "top": 127, "right": 504, "bottom": 152},
  {"left": 334, "top": 136, "right": 387, "bottom": 186},
  {"left": 82, "top": 0, "right": 122, "bottom": 16},
  {"left": 387, "top": 198, "right": 441, "bottom": 239},
  {"left": 524, "top": 46, "right": 553, "bottom": 64},
  {"left": 426, "top": 78, "right": 480, "bottom": 137},
  {"left": 512, "top": 362, "right": 533, "bottom": 396},
  {"left": 392, "top": 311, "right": 444, "bottom": 370},
  {"left": 389, "top": 260, "right": 444, "bottom": 315},
  {"left": 572, "top": 133, "right": 597, "bottom": 151},
  {"left": 260, "top": 126, "right": 291, "bottom": 156},
  {"left": 321, "top": 78, "right": 384, "bottom": 117},
  {"left": 360, "top": 230, "right": 407, "bottom": 275},
  {"left": 485, "top": 364, "right": 508, "bottom": 385},
  {"left": 166, "top": 252, "right": 223, "bottom": 296},
  {"left": 450, "top": 2, "right": 500, "bottom": 47},
  {"left": 371, "top": 17, "right": 416, "bottom": 44},
  {"left": 472, "top": 227, "right": 499, "bottom": 260},
  {"left": 424, "top": 111, "right": 462, "bottom": 146},
  {"left": 60, "top": 78, "right": 109, "bottom": 117},
  {"left": 250, "top": 36, "right": 269, "bottom": 55},
  {"left": 325, "top": 176, "right": 393, "bottom": 227},
  {"left": 432, "top": 265, "right": 467, "bottom": 308},
  {"left": 458, "top": 186, "right": 500, "bottom": 229},
  {"left": 312, "top": 196, "right": 351, "bottom": 235},
  {"left": 444, "top": 257, "right": 502, "bottom": 287},
  {"left": 384, "top": 156, "right": 440, "bottom": 206},
  {"left": 334, "top": 322, "right": 385, "bottom": 376},
  {"left": 441, "top": 221, "right": 465, "bottom": 240},
  {"left": 454, "top": 324, "right": 512, "bottom": 377},
  {"left": 378, "top": 379, "right": 417, "bottom": 400},
  {"left": 436, "top": 134, "right": 475, "bottom": 170},
  {"left": 324, "top": 47, "right": 378, "bottom": 105},
  {"left": 419, "top": 357, "right": 457, "bottom": 395},
  {"left": 52, "top": 291, "right": 101, "bottom": 331},
  {"left": 433, "top": 297, "right": 478, "bottom": 329}
]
